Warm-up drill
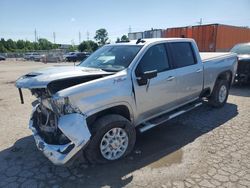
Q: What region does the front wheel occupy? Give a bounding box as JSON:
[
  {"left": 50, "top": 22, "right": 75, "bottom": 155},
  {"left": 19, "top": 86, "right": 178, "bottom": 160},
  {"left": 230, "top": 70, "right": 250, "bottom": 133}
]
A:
[
  {"left": 208, "top": 79, "right": 229, "bottom": 108},
  {"left": 84, "top": 114, "right": 136, "bottom": 164}
]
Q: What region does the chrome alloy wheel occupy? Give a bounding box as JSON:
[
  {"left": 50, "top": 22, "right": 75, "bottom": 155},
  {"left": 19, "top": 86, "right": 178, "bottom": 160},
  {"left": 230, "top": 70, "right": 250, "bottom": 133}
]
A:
[
  {"left": 100, "top": 127, "right": 129, "bottom": 160},
  {"left": 218, "top": 85, "right": 227, "bottom": 103}
]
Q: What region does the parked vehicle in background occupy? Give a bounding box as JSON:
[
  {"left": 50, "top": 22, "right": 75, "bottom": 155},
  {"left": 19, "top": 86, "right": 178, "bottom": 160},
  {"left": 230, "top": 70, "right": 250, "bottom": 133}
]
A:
[
  {"left": 230, "top": 43, "right": 250, "bottom": 83},
  {"left": 0, "top": 55, "right": 6, "bottom": 61},
  {"left": 65, "top": 52, "right": 90, "bottom": 62},
  {"left": 24, "top": 52, "right": 44, "bottom": 61},
  {"left": 63, "top": 52, "right": 76, "bottom": 61},
  {"left": 16, "top": 38, "right": 237, "bottom": 165},
  {"left": 42, "top": 53, "right": 63, "bottom": 63}
]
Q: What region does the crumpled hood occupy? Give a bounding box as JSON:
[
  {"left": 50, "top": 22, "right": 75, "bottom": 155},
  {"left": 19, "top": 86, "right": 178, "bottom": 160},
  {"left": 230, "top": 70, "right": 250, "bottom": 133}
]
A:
[{"left": 15, "top": 66, "right": 111, "bottom": 89}]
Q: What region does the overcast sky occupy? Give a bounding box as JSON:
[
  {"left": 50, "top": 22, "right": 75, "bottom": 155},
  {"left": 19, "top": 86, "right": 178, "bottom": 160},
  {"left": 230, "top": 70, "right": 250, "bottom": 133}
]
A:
[{"left": 0, "top": 0, "right": 250, "bottom": 44}]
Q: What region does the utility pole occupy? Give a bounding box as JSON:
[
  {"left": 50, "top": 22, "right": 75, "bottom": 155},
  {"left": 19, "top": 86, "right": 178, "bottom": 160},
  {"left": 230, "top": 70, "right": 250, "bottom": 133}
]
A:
[
  {"left": 34, "top": 29, "right": 37, "bottom": 42},
  {"left": 71, "top": 39, "right": 75, "bottom": 46},
  {"left": 86, "top": 31, "right": 90, "bottom": 40},
  {"left": 199, "top": 18, "right": 203, "bottom": 25},
  {"left": 53, "top": 32, "right": 56, "bottom": 44},
  {"left": 129, "top": 25, "right": 132, "bottom": 33},
  {"left": 79, "top": 31, "right": 81, "bottom": 44}
]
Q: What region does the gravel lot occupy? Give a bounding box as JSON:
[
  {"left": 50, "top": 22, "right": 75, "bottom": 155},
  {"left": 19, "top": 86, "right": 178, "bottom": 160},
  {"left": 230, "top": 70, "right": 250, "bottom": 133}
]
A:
[{"left": 0, "top": 60, "right": 250, "bottom": 188}]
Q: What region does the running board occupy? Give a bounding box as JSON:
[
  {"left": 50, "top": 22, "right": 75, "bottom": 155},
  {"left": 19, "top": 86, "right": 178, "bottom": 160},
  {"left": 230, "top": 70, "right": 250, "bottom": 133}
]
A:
[{"left": 139, "top": 101, "right": 203, "bottom": 133}]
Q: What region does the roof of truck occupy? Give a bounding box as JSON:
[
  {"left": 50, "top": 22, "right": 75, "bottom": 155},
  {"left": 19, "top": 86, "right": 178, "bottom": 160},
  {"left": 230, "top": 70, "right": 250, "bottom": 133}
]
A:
[{"left": 111, "top": 38, "right": 195, "bottom": 46}]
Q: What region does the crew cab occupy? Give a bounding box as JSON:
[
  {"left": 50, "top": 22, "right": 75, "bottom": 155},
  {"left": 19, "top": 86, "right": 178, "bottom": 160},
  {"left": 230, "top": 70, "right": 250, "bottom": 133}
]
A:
[{"left": 15, "top": 38, "right": 237, "bottom": 165}]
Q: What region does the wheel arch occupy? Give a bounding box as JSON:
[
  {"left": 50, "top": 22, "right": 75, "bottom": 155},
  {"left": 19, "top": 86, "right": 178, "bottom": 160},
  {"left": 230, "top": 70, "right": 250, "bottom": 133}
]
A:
[
  {"left": 86, "top": 104, "right": 133, "bottom": 129},
  {"left": 212, "top": 70, "right": 233, "bottom": 92}
]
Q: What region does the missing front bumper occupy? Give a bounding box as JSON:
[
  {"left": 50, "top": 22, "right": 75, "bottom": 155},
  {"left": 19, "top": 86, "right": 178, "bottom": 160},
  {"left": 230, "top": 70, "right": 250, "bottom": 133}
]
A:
[{"left": 29, "top": 105, "right": 91, "bottom": 165}]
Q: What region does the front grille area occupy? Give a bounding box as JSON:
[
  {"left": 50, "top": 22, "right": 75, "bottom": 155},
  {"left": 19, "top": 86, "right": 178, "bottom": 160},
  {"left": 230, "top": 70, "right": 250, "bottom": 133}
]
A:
[
  {"left": 238, "top": 60, "right": 250, "bottom": 75},
  {"left": 32, "top": 104, "right": 70, "bottom": 145}
]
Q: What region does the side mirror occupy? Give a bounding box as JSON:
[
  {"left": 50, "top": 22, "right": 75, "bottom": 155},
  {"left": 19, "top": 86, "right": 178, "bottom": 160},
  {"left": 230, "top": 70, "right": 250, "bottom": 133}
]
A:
[{"left": 137, "top": 70, "right": 157, "bottom": 86}]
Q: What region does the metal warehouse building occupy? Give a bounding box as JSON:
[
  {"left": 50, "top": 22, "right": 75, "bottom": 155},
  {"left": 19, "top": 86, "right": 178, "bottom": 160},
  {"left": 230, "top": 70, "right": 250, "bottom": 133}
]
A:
[{"left": 163, "top": 24, "right": 250, "bottom": 52}]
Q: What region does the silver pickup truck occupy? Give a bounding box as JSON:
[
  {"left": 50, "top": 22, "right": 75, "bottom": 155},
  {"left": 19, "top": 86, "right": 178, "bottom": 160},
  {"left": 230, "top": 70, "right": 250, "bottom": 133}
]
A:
[{"left": 16, "top": 38, "right": 237, "bottom": 165}]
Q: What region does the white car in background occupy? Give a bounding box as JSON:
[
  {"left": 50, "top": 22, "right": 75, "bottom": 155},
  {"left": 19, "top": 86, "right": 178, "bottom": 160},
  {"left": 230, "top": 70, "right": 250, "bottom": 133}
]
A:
[{"left": 24, "top": 52, "right": 45, "bottom": 61}]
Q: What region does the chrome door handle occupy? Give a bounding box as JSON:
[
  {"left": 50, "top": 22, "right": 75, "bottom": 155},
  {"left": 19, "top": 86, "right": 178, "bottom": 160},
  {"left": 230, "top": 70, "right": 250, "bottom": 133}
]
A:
[
  {"left": 166, "top": 76, "right": 175, "bottom": 81},
  {"left": 196, "top": 69, "right": 202, "bottom": 73}
]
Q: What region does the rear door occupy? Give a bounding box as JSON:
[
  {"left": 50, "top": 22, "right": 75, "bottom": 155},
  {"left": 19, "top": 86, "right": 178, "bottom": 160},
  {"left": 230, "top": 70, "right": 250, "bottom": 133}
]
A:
[{"left": 167, "top": 42, "right": 203, "bottom": 104}]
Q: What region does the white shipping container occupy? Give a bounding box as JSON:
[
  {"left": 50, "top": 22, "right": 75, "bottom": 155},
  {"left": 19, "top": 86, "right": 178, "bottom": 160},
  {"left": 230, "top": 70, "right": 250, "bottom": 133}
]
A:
[
  {"left": 153, "top": 30, "right": 162, "bottom": 38},
  {"left": 128, "top": 32, "right": 144, "bottom": 40},
  {"left": 144, "top": 29, "right": 162, "bottom": 38}
]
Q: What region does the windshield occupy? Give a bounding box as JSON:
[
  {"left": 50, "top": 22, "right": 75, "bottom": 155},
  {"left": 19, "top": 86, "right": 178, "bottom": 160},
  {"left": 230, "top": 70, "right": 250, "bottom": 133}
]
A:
[
  {"left": 79, "top": 45, "right": 142, "bottom": 72},
  {"left": 230, "top": 44, "right": 250, "bottom": 55}
]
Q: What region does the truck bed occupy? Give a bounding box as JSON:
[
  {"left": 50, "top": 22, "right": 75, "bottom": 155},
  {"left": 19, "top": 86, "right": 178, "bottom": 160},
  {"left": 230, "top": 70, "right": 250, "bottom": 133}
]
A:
[
  {"left": 200, "top": 52, "right": 235, "bottom": 63},
  {"left": 200, "top": 52, "right": 237, "bottom": 91}
]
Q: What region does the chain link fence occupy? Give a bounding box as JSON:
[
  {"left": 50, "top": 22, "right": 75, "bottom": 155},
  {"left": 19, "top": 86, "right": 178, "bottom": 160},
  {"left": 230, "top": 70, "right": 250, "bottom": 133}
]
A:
[{"left": 0, "top": 49, "right": 68, "bottom": 62}]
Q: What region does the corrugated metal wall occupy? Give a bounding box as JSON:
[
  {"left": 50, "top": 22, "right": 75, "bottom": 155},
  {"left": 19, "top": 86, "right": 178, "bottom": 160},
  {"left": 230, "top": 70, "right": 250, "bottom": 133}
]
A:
[
  {"left": 192, "top": 25, "right": 217, "bottom": 52},
  {"left": 216, "top": 25, "right": 250, "bottom": 52},
  {"left": 163, "top": 24, "right": 250, "bottom": 52},
  {"left": 163, "top": 27, "right": 192, "bottom": 38}
]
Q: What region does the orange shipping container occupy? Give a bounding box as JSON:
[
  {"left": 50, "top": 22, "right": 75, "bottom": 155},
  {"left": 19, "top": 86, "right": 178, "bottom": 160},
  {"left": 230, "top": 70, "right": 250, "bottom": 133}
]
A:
[
  {"left": 163, "top": 24, "right": 250, "bottom": 52},
  {"left": 216, "top": 25, "right": 250, "bottom": 51}
]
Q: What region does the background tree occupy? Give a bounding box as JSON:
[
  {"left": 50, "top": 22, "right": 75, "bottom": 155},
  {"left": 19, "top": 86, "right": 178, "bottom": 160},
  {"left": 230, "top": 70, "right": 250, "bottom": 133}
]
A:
[
  {"left": 116, "top": 37, "right": 121, "bottom": 43},
  {"left": 0, "top": 38, "right": 59, "bottom": 53},
  {"left": 0, "top": 39, "right": 7, "bottom": 52},
  {"left": 38, "top": 38, "right": 53, "bottom": 50},
  {"left": 25, "top": 40, "right": 35, "bottom": 51},
  {"left": 5, "top": 39, "right": 16, "bottom": 51},
  {"left": 68, "top": 45, "right": 77, "bottom": 52},
  {"left": 121, "top": 35, "right": 129, "bottom": 42},
  {"left": 16, "top": 40, "right": 26, "bottom": 50},
  {"left": 78, "top": 40, "right": 98, "bottom": 52},
  {"left": 94, "top": 28, "right": 108, "bottom": 46}
]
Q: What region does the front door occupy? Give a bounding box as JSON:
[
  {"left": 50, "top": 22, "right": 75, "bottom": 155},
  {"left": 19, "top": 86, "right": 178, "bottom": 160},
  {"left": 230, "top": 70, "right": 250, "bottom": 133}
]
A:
[{"left": 133, "top": 43, "right": 178, "bottom": 123}]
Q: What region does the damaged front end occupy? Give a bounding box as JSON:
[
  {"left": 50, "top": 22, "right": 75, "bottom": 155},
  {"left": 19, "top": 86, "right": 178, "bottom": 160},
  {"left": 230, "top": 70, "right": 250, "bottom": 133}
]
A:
[
  {"left": 15, "top": 66, "right": 114, "bottom": 165},
  {"left": 25, "top": 88, "right": 91, "bottom": 165}
]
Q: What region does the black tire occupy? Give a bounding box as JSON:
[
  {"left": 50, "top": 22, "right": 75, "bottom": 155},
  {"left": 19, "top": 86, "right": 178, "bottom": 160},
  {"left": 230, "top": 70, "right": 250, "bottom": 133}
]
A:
[
  {"left": 208, "top": 79, "right": 229, "bottom": 108},
  {"left": 84, "top": 114, "right": 136, "bottom": 164}
]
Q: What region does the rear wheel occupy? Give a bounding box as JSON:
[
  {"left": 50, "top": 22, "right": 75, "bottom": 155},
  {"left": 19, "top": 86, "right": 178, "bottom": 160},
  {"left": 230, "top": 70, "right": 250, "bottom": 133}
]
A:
[
  {"left": 84, "top": 114, "right": 136, "bottom": 164},
  {"left": 208, "top": 79, "right": 229, "bottom": 108}
]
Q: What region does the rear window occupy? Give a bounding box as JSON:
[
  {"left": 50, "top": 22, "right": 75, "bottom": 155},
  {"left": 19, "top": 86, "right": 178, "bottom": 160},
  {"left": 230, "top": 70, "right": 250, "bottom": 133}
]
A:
[{"left": 169, "top": 42, "right": 196, "bottom": 68}]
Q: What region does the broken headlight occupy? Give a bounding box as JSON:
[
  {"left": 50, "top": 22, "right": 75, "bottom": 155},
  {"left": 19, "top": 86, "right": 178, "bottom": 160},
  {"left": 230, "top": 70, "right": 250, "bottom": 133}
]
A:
[{"left": 52, "top": 97, "right": 81, "bottom": 115}]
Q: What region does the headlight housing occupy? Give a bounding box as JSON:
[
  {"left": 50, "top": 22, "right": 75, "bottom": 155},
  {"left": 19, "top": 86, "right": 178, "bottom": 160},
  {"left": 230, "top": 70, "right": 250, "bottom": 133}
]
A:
[{"left": 52, "top": 97, "right": 81, "bottom": 115}]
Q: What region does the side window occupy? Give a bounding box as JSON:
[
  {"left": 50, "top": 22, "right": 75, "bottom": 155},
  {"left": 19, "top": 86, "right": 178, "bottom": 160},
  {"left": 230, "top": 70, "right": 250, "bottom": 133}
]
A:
[
  {"left": 169, "top": 42, "right": 196, "bottom": 68},
  {"left": 136, "top": 44, "right": 169, "bottom": 76}
]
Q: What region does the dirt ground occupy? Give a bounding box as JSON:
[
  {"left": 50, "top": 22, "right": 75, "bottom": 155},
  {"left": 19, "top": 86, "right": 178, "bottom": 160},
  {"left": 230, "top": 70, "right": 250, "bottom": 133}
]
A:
[{"left": 0, "top": 60, "right": 250, "bottom": 188}]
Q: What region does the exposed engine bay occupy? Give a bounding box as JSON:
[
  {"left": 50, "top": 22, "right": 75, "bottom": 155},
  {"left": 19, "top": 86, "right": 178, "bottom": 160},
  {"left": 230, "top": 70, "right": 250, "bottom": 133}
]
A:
[
  {"left": 30, "top": 87, "right": 84, "bottom": 145},
  {"left": 32, "top": 103, "right": 70, "bottom": 145}
]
